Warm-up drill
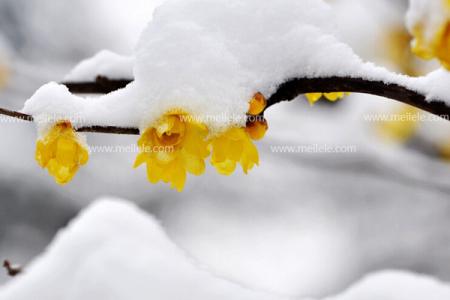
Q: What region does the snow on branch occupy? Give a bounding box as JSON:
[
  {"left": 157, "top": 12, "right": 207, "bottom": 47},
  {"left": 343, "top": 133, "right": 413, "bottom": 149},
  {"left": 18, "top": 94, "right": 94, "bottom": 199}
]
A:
[
  {"left": 64, "top": 75, "right": 450, "bottom": 120},
  {"left": 3, "top": 0, "right": 450, "bottom": 135},
  {"left": 64, "top": 75, "right": 450, "bottom": 122},
  {"left": 0, "top": 74, "right": 449, "bottom": 135}
]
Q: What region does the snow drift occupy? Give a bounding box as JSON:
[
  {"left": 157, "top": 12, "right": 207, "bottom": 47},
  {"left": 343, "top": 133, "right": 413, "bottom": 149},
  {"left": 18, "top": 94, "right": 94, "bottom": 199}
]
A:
[
  {"left": 0, "top": 199, "right": 281, "bottom": 300},
  {"left": 1, "top": 199, "right": 450, "bottom": 300}
]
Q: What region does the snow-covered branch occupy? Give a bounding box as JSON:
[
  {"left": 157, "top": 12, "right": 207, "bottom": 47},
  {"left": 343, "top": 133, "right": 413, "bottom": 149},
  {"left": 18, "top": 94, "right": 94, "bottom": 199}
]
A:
[
  {"left": 65, "top": 76, "right": 450, "bottom": 123},
  {"left": 1, "top": 74, "right": 450, "bottom": 135},
  {"left": 64, "top": 74, "right": 450, "bottom": 121}
]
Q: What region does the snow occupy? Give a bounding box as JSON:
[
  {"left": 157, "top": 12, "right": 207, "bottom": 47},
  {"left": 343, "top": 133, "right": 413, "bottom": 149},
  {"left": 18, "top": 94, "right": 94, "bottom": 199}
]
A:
[
  {"left": 327, "top": 271, "right": 450, "bottom": 300},
  {"left": 22, "top": 82, "right": 144, "bottom": 133},
  {"left": 419, "top": 69, "right": 450, "bottom": 102},
  {"left": 64, "top": 50, "right": 134, "bottom": 82},
  {"left": 0, "top": 199, "right": 281, "bottom": 300},
  {"left": 1, "top": 199, "right": 450, "bottom": 300},
  {"left": 21, "top": 0, "right": 450, "bottom": 134}
]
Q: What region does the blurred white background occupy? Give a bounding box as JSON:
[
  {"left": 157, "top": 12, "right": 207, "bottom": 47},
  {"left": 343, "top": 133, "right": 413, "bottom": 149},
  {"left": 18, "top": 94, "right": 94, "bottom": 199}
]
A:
[{"left": 1, "top": 0, "right": 450, "bottom": 298}]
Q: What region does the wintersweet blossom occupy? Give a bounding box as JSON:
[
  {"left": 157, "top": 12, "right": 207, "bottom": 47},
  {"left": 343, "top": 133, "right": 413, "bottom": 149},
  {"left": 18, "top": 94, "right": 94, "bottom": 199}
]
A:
[
  {"left": 305, "top": 92, "right": 349, "bottom": 105},
  {"left": 408, "top": 0, "right": 450, "bottom": 69},
  {"left": 384, "top": 25, "right": 421, "bottom": 76},
  {"left": 134, "top": 111, "right": 209, "bottom": 192},
  {"left": 210, "top": 127, "right": 260, "bottom": 175},
  {"left": 35, "top": 121, "right": 89, "bottom": 185},
  {"left": 209, "top": 93, "right": 268, "bottom": 176}
]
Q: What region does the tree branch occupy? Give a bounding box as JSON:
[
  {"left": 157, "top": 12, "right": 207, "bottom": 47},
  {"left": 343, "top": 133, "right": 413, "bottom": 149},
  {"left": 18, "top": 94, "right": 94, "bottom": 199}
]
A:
[
  {"left": 63, "top": 76, "right": 131, "bottom": 94},
  {"left": 267, "top": 77, "right": 450, "bottom": 119},
  {"left": 0, "top": 107, "right": 33, "bottom": 121},
  {"left": 1, "top": 76, "right": 449, "bottom": 135},
  {"left": 76, "top": 125, "right": 139, "bottom": 135},
  {"left": 3, "top": 260, "right": 22, "bottom": 277}
]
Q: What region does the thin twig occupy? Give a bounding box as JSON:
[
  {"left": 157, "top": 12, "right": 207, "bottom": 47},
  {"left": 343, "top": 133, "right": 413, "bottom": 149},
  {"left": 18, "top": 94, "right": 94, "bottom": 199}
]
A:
[
  {"left": 77, "top": 125, "right": 139, "bottom": 135},
  {"left": 1, "top": 76, "right": 449, "bottom": 135},
  {"left": 3, "top": 260, "right": 22, "bottom": 277},
  {"left": 0, "top": 107, "right": 33, "bottom": 121}
]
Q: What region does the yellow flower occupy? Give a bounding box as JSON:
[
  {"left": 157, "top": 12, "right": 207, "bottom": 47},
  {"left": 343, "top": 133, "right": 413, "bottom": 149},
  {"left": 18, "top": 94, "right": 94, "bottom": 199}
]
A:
[
  {"left": 376, "top": 106, "right": 419, "bottom": 142},
  {"left": 134, "top": 111, "right": 209, "bottom": 192},
  {"left": 210, "top": 92, "right": 267, "bottom": 176},
  {"left": 411, "top": 23, "right": 450, "bottom": 69},
  {"left": 35, "top": 121, "right": 89, "bottom": 185},
  {"left": 384, "top": 25, "right": 421, "bottom": 76},
  {"left": 410, "top": 0, "right": 450, "bottom": 69},
  {"left": 210, "top": 127, "right": 259, "bottom": 175},
  {"left": 305, "top": 92, "right": 349, "bottom": 105}
]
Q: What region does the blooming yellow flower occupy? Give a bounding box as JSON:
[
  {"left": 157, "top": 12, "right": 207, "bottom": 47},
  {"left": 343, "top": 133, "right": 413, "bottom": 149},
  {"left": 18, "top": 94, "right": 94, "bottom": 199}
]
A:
[
  {"left": 210, "top": 127, "right": 259, "bottom": 175},
  {"left": 305, "top": 92, "right": 349, "bottom": 105},
  {"left": 209, "top": 93, "right": 267, "bottom": 176},
  {"left": 134, "top": 111, "right": 209, "bottom": 192},
  {"left": 35, "top": 121, "right": 89, "bottom": 185},
  {"left": 409, "top": 0, "right": 450, "bottom": 69}
]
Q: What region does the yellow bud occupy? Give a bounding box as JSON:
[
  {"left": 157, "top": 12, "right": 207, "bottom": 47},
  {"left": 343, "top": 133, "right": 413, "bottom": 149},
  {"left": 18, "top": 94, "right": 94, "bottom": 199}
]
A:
[
  {"left": 324, "top": 92, "right": 345, "bottom": 102},
  {"left": 246, "top": 118, "right": 268, "bottom": 141},
  {"left": 305, "top": 93, "right": 322, "bottom": 105},
  {"left": 248, "top": 92, "right": 267, "bottom": 115},
  {"left": 35, "top": 121, "right": 89, "bottom": 185}
]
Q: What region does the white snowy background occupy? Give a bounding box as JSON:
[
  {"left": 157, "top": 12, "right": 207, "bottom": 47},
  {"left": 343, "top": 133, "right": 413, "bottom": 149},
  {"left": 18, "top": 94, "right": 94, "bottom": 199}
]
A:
[{"left": 1, "top": 0, "right": 450, "bottom": 299}]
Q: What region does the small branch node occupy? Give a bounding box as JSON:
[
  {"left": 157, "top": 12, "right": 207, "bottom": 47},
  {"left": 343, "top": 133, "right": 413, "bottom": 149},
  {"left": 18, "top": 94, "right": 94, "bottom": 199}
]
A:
[{"left": 3, "top": 260, "right": 22, "bottom": 277}]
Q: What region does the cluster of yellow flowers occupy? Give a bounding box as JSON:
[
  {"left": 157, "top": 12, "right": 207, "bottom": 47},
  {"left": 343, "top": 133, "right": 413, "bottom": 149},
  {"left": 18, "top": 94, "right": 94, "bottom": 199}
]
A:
[
  {"left": 35, "top": 93, "right": 269, "bottom": 191},
  {"left": 410, "top": 0, "right": 450, "bottom": 70}
]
